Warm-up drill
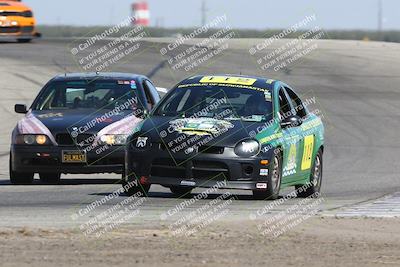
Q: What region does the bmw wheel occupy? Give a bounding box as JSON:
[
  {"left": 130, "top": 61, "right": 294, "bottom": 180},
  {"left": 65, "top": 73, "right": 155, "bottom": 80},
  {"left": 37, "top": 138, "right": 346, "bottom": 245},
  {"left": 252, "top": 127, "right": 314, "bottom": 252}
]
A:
[
  {"left": 39, "top": 173, "right": 61, "bottom": 184},
  {"left": 9, "top": 154, "right": 34, "bottom": 185}
]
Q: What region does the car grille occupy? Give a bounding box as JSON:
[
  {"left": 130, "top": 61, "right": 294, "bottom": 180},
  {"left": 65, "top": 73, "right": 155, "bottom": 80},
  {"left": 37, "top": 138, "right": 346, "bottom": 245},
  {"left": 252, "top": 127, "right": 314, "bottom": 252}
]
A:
[
  {"left": 21, "top": 26, "right": 34, "bottom": 33},
  {"left": 151, "top": 158, "right": 230, "bottom": 180},
  {"left": 0, "top": 26, "right": 20, "bottom": 34},
  {"left": 56, "top": 133, "right": 96, "bottom": 146},
  {"left": 158, "top": 142, "right": 224, "bottom": 154},
  {"left": 0, "top": 11, "right": 20, "bottom": 16}
]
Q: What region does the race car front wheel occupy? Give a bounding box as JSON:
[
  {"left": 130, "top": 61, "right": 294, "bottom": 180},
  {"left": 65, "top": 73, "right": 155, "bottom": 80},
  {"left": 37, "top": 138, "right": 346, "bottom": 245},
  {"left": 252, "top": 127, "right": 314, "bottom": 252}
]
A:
[
  {"left": 39, "top": 173, "right": 61, "bottom": 184},
  {"left": 9, "top": 154, "right": 34, "bottom": 185},
  {"left": 253, "top": 153, "right": 282, "bottom": 200},
  {"left": 296, "top": 149, "right": 323, "bottom": 198},
  {"left": 122, "top": 172, "right": 150, "bottom": 197},
  {"left": 123, "top": 181, "right": 150, "bottom": 196}
]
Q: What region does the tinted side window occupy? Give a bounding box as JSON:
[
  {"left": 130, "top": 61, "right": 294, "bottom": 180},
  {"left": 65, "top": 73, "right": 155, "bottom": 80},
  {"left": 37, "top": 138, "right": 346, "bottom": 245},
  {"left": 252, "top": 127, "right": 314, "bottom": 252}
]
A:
[
  {"left": 145, "top": 80, "right": 161, "bottom": 104},
  {"left": 285, "top": 87, "right": 307, "bottom": 118},
  {"left": 142, "top": 80, "right": 155, "bottom": 109},
  {"left": 278, "top": 88, "right": 292, "bottom": 119}
]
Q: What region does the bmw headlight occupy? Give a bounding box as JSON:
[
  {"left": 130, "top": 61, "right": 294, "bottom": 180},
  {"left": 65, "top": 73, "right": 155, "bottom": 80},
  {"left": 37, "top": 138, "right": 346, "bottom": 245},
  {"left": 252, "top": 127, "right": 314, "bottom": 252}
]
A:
[
  {"left": 234, "top": 139, "right": 261, "bottom": 157},
  {"left": 100, "top": 134, "right": 128, "bottom": 145},
  {"left": 16, "top": 134, "right": 49, "bottom": 145}
]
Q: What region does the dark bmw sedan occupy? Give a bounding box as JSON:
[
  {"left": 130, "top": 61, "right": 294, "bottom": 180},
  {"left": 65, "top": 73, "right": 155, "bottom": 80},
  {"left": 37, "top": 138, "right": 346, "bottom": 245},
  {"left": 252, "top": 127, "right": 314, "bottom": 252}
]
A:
[{"left": 10, "top": 72, "right": 160, "bottom": 184}]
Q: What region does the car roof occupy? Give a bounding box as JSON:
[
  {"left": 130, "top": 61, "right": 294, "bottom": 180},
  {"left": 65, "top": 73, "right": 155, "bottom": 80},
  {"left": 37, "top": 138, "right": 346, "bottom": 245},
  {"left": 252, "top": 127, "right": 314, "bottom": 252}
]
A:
[
  {"left": 179, "top": 74, "right": 280, "bottom": 90},
  {"left": 51, "top": 72, "right": 147, "bottom": 82},
  {"left": 0, "top": 1, "right": 30, "bottom": 9}
]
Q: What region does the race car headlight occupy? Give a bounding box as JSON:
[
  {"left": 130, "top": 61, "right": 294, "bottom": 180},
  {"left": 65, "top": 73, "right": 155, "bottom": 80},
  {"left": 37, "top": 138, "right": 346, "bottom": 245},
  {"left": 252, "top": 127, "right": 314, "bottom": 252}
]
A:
[
  {"left": 21, "top": 11, "right": 33, "bottom": 18},
  {"left": 100, "top": 134, "right": 128, "bottom": 145},
  {"left": 16, "top": 134, "right": 49, "bottom": 145},
  {"left": 234, "top": 139, "right": 261, "bottom": 157}
]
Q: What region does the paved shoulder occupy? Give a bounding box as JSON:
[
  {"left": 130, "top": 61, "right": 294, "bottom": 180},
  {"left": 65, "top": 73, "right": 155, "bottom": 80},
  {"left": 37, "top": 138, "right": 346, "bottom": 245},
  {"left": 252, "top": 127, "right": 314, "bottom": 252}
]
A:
[{"left": 333, "top": 192, "right": 400, "bottom": 218}]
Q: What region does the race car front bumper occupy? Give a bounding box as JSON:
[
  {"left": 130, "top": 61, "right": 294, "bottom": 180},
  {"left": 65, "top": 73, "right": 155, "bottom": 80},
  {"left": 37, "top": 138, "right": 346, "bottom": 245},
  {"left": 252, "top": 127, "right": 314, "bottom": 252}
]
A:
[
  {"left": 0, "top": 27, "right": 41, "bottom": 40},
  {"left": 126, "top": 145, "right": 275, "bottom": 190},
  {"left": 11, "top": 145, "right": 124, "bottom": 174}
]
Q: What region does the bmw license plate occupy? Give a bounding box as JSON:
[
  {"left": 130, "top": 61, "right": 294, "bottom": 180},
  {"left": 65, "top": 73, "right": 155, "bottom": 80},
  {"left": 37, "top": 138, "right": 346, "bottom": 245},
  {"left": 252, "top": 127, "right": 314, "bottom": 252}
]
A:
[{"left": 62, "top": 150, "right": 87, "bottom": 163}]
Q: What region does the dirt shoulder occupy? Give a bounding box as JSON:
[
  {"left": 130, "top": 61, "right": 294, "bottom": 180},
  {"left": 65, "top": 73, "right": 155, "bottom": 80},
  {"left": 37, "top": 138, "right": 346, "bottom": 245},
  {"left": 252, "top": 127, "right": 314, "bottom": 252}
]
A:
[{"left": 1, "top": 217, "right": 399, "bottom": 267}]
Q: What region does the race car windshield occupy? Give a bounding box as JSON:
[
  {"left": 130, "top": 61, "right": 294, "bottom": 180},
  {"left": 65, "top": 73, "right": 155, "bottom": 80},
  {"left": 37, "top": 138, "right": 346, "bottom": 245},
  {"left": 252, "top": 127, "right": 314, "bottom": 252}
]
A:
[
  {"left": 32, "top": 80, "right": 141, "bottom": 111},
  {"left": 153, "top": 85, "right": 273, "bottom": 122}
]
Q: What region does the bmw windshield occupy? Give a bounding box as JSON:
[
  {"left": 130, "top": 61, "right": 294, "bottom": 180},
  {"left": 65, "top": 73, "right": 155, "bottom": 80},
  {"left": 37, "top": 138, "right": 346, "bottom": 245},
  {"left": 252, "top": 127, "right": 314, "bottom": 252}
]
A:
[
  {"left": 32, "top": 79, "right": 142, "bottom": 111},
  {"left": 153, "top": 85, "right": 273, "bottom": 122}
]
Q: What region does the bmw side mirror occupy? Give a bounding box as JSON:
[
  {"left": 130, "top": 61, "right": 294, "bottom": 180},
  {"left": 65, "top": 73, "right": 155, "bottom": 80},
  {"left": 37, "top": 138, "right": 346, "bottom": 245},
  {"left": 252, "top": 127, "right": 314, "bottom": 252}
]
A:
[
  {"left": 281, "top": 115, "right": 302, "bottom": 128},
  {"left": 15, "top": 104, "right": 28, "bottom": 114}
]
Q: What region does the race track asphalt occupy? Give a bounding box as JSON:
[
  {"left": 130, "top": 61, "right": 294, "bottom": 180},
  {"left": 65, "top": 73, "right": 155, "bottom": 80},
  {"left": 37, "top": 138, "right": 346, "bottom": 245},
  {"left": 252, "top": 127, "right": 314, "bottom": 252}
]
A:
[{"left": 0, "top": 38, "right": 399, "bottom": 227}]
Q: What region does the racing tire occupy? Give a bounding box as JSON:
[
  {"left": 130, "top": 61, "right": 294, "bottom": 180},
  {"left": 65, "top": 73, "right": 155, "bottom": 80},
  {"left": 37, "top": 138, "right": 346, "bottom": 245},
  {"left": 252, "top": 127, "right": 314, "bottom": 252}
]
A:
[
  {"left": 39, "top": 173, "right": 61, "bottom": 184},
  {"left": 17, "top": 39, "right": 32, "bottom": 43},
  {"left": 122, "top": 180, "right": 150, "bottom": 197},
  {"left": 296, "top": 149, "right": 323, "bottom": 198},
  {"left": 252, "top": 153, "right": 282, "bottom": 200},
  {"left": 9, "top": 155, "right": 34, "bottom": 185},
  {"left": 170, "top": 186, "right": 194, "bottom": 197}
]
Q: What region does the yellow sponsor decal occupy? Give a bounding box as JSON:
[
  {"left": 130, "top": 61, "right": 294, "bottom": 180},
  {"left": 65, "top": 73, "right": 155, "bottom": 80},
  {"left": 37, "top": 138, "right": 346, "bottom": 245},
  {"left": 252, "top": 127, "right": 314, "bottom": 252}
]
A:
[
  {"left": 301, "top": 135, "right": 314, "bottom": 170},
  {"left": 301, "top": 118, "right": 321, "bottom": 131},
  {"left": 259, "top": 132, "right": 283, "bottom": 144},
  {"left": 266, "top": 79, "right": 275, "bottom": 84},
  {"left": 177, "top": 129, "right": 212, "bottom": 136},
  {"left": 200, "top": 76, "right": 257, "bottom": 86}
]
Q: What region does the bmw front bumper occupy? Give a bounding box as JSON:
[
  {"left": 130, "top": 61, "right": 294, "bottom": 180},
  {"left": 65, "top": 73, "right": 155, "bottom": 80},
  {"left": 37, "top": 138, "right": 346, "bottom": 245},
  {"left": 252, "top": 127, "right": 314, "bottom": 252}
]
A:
[{"left": 11, "top": 145, "right": 125, "bottom": 174}]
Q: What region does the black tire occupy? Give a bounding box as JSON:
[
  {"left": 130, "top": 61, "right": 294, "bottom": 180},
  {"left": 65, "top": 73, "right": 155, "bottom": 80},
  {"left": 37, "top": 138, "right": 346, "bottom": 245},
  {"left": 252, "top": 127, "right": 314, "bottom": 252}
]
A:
[
  {"left": 123, "top": 156, "right": 151, "bottom": 196},
  {"left": 253, "top": 153, "right": 282, "bottom": 200},
  {"left": 170, "top": 186, "right": 194, "bottom": 197},
  {"left": 122, "top": 180, "right": 150, "bottom": 197},
  {"left": 39, "top": 173, "right": 61, "bottom": 184},
  {"left": 17, "top": 39, "right": 32, "bottom": 43},
  {"left": 9, "top": 154, "right": 34, "bottom": 185},
  {"left": 296, "top": 149, "right": 323, "bottom": 198}
]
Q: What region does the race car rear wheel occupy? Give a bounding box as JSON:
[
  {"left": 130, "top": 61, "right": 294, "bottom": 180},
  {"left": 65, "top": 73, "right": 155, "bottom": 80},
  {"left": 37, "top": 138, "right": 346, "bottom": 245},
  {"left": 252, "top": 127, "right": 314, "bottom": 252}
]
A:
[
  {"left": 170, "top": 186, "right": 193, "bottom": 197},
  {"left": 253, "top": 153, "right": 282, "bottom": 200},
  {"left": 9, "top": 154, "right": 34, "bottom": 185},
  {"left": 39, "top": 173, "right": 61, "bottom": 184},
  {"left": 296, "top": 149, "right": 323, "bottom": 198}
]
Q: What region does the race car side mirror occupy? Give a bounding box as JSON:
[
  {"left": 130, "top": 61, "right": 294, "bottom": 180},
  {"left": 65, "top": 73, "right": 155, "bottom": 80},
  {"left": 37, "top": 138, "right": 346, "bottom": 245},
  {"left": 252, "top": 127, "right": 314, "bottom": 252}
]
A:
[
  {"left": 281, "top": 115, "right": 302, "bottom": 128},
  {"left": 15, "top": 104, "right": 28, "bottom": 114}
]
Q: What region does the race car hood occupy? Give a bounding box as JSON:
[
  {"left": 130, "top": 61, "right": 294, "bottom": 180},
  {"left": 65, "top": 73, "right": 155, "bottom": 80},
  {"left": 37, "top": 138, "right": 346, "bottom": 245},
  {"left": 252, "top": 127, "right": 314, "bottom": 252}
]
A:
[
  {"left": 136, "top": 116, "right": 268, "bottom": 148},
  {"left": 31, "top": 110, "right": 131, "bottom": 133}
]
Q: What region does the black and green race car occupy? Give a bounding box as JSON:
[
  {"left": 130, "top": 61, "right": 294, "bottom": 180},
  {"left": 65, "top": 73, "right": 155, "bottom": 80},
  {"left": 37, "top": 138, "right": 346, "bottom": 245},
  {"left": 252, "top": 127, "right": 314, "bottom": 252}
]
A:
[{"left": 123, "top": 75, "right": 324, "bottom": 200}]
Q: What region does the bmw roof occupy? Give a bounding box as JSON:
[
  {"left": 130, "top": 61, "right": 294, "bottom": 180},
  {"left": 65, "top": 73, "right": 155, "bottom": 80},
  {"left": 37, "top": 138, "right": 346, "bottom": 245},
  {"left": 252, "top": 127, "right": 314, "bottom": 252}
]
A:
[{"left": 51, "top": 72, "right": 148, "bottom": 81}]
